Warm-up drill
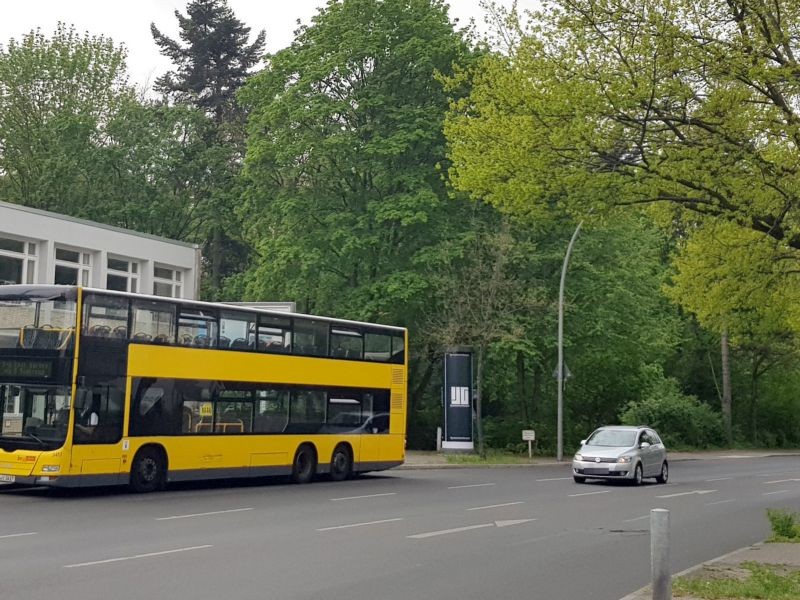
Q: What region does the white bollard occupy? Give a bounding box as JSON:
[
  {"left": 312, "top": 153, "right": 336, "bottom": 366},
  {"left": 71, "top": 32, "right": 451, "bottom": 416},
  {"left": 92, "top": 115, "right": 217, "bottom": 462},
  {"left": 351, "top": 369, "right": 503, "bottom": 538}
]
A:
[
  {"left": 436, "top": 427, "right": 442, "bottom": 452},
  {"left": 651, "top": 508, "right": 671, "bottom": 600}
]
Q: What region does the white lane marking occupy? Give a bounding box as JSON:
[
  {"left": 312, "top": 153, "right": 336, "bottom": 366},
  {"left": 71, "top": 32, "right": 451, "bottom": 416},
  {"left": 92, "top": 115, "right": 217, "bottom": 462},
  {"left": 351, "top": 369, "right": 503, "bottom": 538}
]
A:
[
  {"left": 330, "top": 493, "right": 397, "bottom": 501},
  {"left": 408, "top": 519, "right": 535, "bottom": 539},
  {"left": 763, "top": 490, "right": 790, "bottom": 496},
  {"left": 764, "top": 479, "right": 800, "bottom": 485},
  {"left": 705, "top": 499, "right": 736, "bottom": 506},
  {"left": 448, "top": 483, "right": 495, "bottom": 489},
  {"left": 64, "top": 545, "right": 212, "bottom": 568},
  {"left": 656, "top": 489, "right": 716, "bottom": 499},
  {"left": 467, "top": 502, "right": 524, "bottom": 511},
  {"left": 623, "top": 515, "right": 650, "bottom": 523},
  {"left": 706, "top": 477, "right": 732, "bottom": 482},
  {"left": 0, "top": 532, "right": 37, "bottom": 539},
  {"left": 156, "top": 508, "right": 253, "bottom": 521},
  {"left": 496, "top": 519, "right": 537, "bottom": 527},
  {"left": 536, "top": 477, "right": 572, "bottom": 482},
  {"left": 409, "top": 523, "right": 494, "bottom": 539},
  {"left": 568, "top": 490, "right": 610, "bottom": 497},
  {"left": 317, "top": 518, "right": 403, "bottom": 532}
]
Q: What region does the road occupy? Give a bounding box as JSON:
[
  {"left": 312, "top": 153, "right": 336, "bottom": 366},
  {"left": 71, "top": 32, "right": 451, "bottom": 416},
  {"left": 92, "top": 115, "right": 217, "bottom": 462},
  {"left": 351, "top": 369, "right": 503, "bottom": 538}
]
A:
[{"left": 1, "top": 455, "right": 798, "bottom": 600}]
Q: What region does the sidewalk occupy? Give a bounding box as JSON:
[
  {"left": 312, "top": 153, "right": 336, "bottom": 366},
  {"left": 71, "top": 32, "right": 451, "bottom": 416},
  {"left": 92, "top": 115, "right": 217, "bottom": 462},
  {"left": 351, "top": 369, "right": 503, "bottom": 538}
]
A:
[
  {"left": 399, "top": 448, "right": 800, "bottom": 469},
  {"left": 619, "top": 542, "right": 800, "bottom": 600}
]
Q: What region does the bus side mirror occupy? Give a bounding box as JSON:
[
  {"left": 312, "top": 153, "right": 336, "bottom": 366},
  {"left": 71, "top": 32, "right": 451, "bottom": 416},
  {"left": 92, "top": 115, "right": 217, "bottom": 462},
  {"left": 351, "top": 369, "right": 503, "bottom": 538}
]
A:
[{"left": 74, "top": 388, "right": 90, "bottom": 411}]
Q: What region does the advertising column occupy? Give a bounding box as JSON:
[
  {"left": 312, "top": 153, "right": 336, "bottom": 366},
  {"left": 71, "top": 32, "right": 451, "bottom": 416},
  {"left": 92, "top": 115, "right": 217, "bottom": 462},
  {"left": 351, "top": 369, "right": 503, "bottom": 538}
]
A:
[{"left": 442, "top": 350, "right": 474, "bottom": 452}]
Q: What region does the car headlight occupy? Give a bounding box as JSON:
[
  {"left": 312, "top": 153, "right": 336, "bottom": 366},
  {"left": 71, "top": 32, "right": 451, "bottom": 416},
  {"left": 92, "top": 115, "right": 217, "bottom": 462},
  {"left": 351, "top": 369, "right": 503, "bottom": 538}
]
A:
[
  {"left": 574, "top": 453, "right": 583, "bottom": 461},
  {"left": 616, "top": 456, "right": 632, "bottom": 463}
]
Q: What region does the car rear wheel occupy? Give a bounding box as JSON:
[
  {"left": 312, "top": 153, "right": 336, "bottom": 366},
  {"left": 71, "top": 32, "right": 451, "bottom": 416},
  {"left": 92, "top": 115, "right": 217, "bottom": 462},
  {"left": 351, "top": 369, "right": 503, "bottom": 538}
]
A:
[
  {"left": 655, "top": 461, "right": 669, "bottom": 484},
  {"left": 632, "top": 463, "right": 643, "bottom": 486}
]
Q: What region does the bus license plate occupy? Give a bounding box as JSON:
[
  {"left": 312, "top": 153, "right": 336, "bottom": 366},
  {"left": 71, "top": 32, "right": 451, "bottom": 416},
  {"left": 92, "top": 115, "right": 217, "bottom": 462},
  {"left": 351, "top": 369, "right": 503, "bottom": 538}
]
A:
[{"left": 0, "top": 475, "right": 15, "bottom": 483}]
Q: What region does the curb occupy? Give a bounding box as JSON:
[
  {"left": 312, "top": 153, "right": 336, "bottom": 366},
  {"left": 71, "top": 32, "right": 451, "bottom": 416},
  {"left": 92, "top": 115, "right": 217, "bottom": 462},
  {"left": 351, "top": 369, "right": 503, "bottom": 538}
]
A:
[{"left": 618, "top": 543, "right": 764, "bottom": 600}]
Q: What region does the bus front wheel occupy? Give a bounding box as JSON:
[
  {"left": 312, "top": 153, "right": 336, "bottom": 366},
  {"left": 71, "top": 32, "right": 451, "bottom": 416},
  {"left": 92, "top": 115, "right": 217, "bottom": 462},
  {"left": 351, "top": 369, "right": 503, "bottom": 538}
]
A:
[
  {"left": 330, "top": 445, "right": 353, "bottom": 482},
  {"left": 291, "top": 444, "right": 317, "bottom": 484},
  {"left": 130, "top": 447, "right": 166, "bottom": 493}
]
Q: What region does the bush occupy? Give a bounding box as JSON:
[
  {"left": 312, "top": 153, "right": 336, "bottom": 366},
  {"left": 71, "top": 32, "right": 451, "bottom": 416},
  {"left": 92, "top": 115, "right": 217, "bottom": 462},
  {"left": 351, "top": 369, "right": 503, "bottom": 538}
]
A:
[
  {"left": 620, "top": 365, "right": 725, "bottom": 448},
  {"left": 766, "top": 509, "right": 800, "bottom": 541}
]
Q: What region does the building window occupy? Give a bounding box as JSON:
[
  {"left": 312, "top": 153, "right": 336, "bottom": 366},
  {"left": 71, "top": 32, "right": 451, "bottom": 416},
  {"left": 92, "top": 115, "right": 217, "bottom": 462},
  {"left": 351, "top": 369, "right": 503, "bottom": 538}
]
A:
[
  {"left": 107, "top": 257, "right": 139, "bottom": 293},
  {"left": 54, "top": 247, "right": 91, "bottom": 286},
  {"left": 0, "top": 236, "right": 36, "bottom": 285},
  {"left": 153, "top": 265, "right": 182, "bottom": 298}
]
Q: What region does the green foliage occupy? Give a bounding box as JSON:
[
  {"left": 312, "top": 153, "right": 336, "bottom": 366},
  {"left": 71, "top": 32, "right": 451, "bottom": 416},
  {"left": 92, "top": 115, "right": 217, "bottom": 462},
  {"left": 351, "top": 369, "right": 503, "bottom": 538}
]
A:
[
  {"left": 236, "top": 0, "right": 476, "bottom": 324},
  {"left": 151, "top": 0, "right": 266, "bottom": 292},
  {"left": 151, "top": 0, "right": 265, "bottom": 124},
  {"left": 767, "top": 509, "right": 800, "bottom": 541},
  {"left": 673, "top": 563, "right": 800, "bottom": 599},
  {"left": 620, "top": 365, "right": 725, "bottom": 448},
  {"left": 0, "top": 24, "right": 133, "bottom": 213}
]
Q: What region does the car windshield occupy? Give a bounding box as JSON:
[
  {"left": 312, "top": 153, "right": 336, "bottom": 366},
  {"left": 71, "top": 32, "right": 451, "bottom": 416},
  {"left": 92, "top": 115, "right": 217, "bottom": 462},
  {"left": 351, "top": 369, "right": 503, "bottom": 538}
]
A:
[
  {"left": 0, "top": 384, "right": 71, "bottom": 450},
  {"left": 586, "top": 429, "right": 637, "bottom": 447}
]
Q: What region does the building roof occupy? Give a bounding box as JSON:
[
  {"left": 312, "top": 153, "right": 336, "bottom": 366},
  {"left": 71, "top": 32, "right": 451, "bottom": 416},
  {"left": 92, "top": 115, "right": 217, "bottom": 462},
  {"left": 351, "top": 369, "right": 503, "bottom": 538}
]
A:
[{"left": 0, "top": 200, "right": 199, "bottom": 249}]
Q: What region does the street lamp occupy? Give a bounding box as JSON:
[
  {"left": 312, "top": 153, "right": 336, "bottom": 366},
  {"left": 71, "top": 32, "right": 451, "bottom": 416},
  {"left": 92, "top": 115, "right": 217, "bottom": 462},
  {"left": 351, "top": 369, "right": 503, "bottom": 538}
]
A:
[{"left": 557, "top": 220, "right": 583, "bottom": 462}]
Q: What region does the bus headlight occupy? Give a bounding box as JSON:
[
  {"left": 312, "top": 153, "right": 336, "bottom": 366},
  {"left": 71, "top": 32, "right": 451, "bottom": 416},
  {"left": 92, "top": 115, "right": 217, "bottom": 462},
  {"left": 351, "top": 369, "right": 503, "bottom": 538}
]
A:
[{"left": 41, "top": 465, "right": 60, "bottom": 472}]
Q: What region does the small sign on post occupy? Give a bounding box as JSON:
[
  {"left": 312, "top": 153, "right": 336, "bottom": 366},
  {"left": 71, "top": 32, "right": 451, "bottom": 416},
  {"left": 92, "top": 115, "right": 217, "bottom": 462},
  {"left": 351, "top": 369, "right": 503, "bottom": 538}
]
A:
[{"left": 522, "top": 429, "right": 536, "bottom": 458}]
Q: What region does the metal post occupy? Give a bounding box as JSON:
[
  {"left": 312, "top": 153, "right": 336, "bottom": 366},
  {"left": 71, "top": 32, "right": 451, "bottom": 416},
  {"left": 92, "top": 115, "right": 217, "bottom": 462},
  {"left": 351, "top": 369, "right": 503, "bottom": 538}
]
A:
[
  {"left": 651, "top": 508, "right": 671, "bottom": 600},
  {"left": 436, "top": 427, "right": 442, "bottom": 452},
  {"left": 557, "top": 220, "right": 583, "bottom": 462}
]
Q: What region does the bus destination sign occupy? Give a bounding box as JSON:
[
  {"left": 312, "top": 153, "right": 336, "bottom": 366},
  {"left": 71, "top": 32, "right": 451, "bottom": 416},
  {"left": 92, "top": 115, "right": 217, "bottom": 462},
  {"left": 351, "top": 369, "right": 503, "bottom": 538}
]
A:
[{"left": 0, "top": 359, "right": 54, "bottom": 379}]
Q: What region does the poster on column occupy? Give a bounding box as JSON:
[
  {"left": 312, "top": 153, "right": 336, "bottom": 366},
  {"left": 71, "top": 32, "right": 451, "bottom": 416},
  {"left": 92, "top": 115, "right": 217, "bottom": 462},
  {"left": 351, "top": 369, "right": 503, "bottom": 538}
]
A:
[{"left": 443, "top": 351, "right": 473, "bottom": 451}]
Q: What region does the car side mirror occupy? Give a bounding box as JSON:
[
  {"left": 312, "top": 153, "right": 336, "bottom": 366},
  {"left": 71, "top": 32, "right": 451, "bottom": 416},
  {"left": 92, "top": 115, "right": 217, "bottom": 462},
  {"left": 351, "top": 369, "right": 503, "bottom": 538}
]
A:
[
  {"left": 579, "top": 440, "right": 586, "bottom": 446},
  {"left": 640, "top": 441, "right": 651, "bottom": 449}
]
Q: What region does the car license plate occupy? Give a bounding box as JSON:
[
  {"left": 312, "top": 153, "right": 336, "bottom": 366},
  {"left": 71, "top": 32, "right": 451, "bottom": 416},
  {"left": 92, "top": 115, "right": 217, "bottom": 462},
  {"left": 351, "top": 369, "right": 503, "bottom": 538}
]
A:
[{"left": 0, "top": 474, "right": 15, "bottom": 483}]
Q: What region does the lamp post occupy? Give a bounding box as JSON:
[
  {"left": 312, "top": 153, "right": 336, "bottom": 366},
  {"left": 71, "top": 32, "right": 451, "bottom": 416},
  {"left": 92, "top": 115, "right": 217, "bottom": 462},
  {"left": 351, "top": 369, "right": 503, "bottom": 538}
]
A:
[{"left": 557, "top": 220, "right": 583, "bottom": 462}]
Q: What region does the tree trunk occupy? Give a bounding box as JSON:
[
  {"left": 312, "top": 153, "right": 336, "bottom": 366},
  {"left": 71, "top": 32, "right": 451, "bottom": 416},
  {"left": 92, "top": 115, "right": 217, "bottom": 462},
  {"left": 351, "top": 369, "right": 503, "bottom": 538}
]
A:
[
  {"left": 721, "top": 330, "right": 732, "bottom": 446},
  {"left": 476, "top": 344, "right": 486, "bottom": 458},
  {"left": 210, "top": 224, "right": 222, "bottom": 292},
  {"left": 516, "top": 351, "right": 529, "bottom": 422},
  {"left": 750, "top": 355, "right": 758, "bottom": 444}
]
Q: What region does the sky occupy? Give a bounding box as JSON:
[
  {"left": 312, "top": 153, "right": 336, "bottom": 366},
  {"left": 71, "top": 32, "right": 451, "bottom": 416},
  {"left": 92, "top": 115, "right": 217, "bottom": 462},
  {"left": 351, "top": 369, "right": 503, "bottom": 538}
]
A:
[{"left": 0, "top": 0, "right": 539, "bottom": 91}]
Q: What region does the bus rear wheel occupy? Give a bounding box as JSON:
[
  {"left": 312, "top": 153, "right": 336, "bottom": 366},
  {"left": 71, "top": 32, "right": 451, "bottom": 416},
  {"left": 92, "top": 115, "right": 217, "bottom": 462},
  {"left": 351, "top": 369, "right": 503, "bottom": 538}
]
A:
[
  {"left": 291, "top": 444, "right": 317, "bottom": 484},
  {"left": 330, "top": 445, "right": 353, "bottom": 482},
  {"left": 130, "top": 447, "right": 165, "bottom": 493}
]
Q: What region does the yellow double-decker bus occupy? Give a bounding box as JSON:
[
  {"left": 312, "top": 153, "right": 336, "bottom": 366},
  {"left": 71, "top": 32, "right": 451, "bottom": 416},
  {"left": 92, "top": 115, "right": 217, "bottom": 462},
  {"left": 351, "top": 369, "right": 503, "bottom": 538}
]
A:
[{"left": 0, "top": 285, "right": 406, "bottom": 492}]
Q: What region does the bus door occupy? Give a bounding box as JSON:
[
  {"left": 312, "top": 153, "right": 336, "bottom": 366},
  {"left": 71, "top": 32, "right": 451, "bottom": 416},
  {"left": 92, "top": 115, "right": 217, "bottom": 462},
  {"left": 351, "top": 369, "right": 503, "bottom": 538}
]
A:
[{"left": 72, "top": 378, "right": 125, "bottom": 483}]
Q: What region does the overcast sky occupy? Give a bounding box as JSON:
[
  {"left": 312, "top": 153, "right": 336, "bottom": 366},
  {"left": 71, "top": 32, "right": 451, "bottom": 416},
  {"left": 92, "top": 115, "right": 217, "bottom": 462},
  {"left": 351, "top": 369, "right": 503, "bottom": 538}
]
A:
[{"left": 0, "top": 0, "right": 538, "bottom": 91}]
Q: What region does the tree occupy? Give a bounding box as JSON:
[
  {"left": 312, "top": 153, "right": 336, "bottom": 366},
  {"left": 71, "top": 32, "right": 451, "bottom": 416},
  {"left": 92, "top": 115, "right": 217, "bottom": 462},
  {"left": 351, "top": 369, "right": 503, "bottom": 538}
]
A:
[
  {"left": 424, "top": 212, "right": 545, "bottom": 456},
  {"left": 151, "top": 0, "right": 264, "bottom": 126},
  {"left": 449, "top": 0, "right": 800, "bottom": 251},
  {"left": 0, "top": 24, "right": 133, "bottom": 214},
  {"left": 237, "top": 3, "right": 474, "bottom": 314},
  {"left": 151, "top": 0, "right": 266, "bottom": 292}
]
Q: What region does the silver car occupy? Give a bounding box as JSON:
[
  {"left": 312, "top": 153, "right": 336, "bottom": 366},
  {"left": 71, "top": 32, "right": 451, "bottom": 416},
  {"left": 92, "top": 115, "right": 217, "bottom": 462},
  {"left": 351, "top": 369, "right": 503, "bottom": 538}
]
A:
[{"left": 572, "top": 425, "right": 668, "bottom": 485}]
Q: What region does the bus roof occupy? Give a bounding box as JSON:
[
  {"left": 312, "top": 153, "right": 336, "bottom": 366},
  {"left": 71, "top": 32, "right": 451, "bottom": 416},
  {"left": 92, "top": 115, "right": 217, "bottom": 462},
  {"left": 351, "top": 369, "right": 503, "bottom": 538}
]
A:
[{"left": 0, "top": 285, "right": 405, "bottom": 333}]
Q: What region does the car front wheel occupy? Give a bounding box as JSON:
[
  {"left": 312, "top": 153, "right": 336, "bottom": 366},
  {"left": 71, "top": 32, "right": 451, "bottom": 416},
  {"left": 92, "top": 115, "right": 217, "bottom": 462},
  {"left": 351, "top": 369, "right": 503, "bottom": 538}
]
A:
[{"left": 632, "top": 463, "right": 643, "bottom": 486}]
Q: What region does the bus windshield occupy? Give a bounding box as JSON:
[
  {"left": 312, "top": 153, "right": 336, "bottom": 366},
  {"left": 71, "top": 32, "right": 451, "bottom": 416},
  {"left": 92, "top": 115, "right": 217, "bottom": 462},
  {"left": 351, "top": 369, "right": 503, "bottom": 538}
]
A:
[
  {"left": 0, "top": 384, "right": 71, "bottom": 450},
  {"left": 0, "top": 289, "right": 77, "bottom": 351}
]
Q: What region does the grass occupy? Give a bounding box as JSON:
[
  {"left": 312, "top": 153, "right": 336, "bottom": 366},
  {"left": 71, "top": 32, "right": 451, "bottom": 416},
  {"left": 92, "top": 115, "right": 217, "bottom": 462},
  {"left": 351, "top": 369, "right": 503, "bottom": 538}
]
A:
[
  {"left": 444, "top": 450, "right": 538, "bottom": 465},
  {"left": 673, "top": 563, "right": 800, "bottom": 599}
]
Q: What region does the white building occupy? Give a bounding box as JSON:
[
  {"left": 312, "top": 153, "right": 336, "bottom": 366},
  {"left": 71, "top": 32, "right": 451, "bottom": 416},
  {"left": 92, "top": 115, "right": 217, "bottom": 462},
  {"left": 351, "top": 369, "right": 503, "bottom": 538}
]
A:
[{"left": 0, "top": 200, "right": 201, "bottom": 299}]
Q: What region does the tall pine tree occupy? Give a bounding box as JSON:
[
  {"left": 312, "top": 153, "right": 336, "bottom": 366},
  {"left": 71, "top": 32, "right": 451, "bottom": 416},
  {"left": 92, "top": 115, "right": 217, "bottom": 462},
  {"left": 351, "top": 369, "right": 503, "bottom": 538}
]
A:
[{"left": 151, "top": 0, "right": 265, "bottom": 293}]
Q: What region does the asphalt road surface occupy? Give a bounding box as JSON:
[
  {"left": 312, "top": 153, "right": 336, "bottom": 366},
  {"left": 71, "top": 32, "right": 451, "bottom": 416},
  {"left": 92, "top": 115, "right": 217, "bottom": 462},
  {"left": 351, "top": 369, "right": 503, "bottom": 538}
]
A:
[{"left": 1, "top": 455, "right": 799, "bottom": 600}]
